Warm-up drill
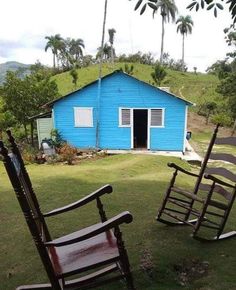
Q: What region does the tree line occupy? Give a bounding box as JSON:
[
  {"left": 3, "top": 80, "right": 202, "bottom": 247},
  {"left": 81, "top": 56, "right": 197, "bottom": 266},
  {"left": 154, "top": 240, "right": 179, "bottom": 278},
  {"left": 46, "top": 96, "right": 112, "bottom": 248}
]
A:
[{"left": 44, "top": 28, "right": 117, "bottom": 73}]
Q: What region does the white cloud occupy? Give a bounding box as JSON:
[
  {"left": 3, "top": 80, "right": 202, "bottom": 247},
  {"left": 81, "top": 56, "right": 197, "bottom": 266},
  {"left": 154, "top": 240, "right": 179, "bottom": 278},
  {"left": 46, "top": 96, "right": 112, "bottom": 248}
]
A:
[{"left": 0, "top": 0, "right": 233, "bottom": 71}]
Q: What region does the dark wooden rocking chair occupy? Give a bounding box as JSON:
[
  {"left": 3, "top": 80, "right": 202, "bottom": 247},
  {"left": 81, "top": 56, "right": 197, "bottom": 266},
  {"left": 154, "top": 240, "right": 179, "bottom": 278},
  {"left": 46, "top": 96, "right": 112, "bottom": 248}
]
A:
[
  {"left": 0, "top": 131, "right": 135, "bottom": 290},
  {"left": 192, "top": 135, "right": 236, "bottom": 241},
  {"left": 157, "top": 124, "right": 236, "bottom": 241}
]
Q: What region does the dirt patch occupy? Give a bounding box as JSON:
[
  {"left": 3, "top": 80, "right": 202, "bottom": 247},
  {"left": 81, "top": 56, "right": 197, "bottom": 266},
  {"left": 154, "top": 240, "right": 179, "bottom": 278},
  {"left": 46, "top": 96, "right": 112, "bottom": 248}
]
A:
[
  {"left": 140, "top": 248, "right": 154, "bottom": 278},
  {"left": 187, "top": 112, "right": 233, "bottom": 137},
  {"left": 173, "top": 258, "right": 209, "bottom": 286},
  {"left": 188, "top": 112, "right": 214, "bottom": 133}
]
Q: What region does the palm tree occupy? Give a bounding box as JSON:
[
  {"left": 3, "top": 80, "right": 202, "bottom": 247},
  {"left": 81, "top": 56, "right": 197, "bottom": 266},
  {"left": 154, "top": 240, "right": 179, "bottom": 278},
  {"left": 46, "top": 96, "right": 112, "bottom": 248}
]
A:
[
  {"left": 153, "top": 0, "right": 178, "bottom": 64},
  {"left": 96, "top": 43, "right": 111, "bottom": 60},
  {"left": 69, "top": 38, "right": 85, "bottom": 64},
  {"left": 133, "top": 0, "right": 178, "bottom": 64},
  {"left": 108, "top": 28, "right": 116, "bottom": 64},
  {"left": 45, "top": 34, "right": 64, "bottom": 69},
  {"left": 176, "top": 15, "right": 194, "bottom": 68}
]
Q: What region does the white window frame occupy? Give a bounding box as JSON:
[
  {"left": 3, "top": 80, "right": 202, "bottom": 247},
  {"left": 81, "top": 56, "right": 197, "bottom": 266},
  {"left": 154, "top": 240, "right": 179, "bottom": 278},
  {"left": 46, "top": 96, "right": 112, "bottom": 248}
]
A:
[
  {"left": 149, "top": 108, "right": 165, "bottom": 128},
  {"left": 74, "top": 107, "right": 93, "bottom": 127},
  {"left": 119, "top": 108, "right": 131, "bottom": 127}
]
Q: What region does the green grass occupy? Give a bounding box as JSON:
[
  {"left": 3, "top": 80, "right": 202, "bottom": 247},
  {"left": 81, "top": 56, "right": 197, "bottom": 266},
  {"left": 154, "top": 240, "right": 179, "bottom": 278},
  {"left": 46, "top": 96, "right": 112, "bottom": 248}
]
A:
[
  {"left": 53, "top": 63, "right": 221, "bottom": 108},
  {"left": 1, "top": 154, "right": 236, "bottom": 290}
]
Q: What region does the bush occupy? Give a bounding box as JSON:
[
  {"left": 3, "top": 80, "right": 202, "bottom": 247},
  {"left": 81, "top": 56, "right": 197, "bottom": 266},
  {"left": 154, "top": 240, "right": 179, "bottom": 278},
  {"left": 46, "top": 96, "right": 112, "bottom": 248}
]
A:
[
  {"left": 22, "top": 144, "right": 41, "bottom": 164},
  {"left": 59, "top": 144, "right": 77, "bottom": 165},
  {"left": 45, "top": 154, "right": 62, "bottom": 165},
  {"left": 50, "top": 129, "right": 65, "bottom": 150},
  {"left": 211, "top": 113, "right": 233, "bottom": 127}
]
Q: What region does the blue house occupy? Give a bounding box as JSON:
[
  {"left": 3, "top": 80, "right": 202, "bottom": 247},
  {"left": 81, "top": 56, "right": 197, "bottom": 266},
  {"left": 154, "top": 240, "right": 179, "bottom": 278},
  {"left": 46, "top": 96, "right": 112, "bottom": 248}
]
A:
[{"left": 44, "top": 70, "right": 192, "bottom": 152}]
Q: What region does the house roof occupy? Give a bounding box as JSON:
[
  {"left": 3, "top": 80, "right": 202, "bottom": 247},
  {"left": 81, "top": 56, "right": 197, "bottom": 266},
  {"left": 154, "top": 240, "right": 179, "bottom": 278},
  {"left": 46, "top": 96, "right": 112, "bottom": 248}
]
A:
[
  {"left": 28, "top": 111, "right": 52, "bottom": 120},
  {"left": 44, "top": 70, "right": 193, "bottom": 108}
]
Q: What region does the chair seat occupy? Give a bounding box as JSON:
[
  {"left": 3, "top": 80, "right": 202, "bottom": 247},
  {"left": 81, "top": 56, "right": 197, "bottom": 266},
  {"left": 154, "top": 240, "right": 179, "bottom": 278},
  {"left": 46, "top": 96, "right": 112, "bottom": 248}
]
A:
[{"left": 49, "top": 230, "right": 119, "bottom": 278}]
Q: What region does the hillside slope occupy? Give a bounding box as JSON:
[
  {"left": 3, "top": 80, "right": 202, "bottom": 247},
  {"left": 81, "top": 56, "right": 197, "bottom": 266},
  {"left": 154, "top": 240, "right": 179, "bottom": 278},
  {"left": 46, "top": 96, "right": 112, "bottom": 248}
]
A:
[
  {"left": 53, "top": 62, "right": 221, "bottom": 108},
  {"left": 0, "top": 61, "right": 31, "bottom": 83}
]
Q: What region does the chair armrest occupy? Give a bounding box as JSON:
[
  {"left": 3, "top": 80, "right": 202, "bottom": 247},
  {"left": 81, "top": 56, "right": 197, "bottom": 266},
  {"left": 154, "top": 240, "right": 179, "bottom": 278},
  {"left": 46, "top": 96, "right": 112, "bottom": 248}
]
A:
[
  {"left": 204, "top": 174, "right": 235, "bottom": 189},
  {"left": 168, "top": 162, "right": 199, "bottom": 177},
  {"left": 43, "top": 184, "right": 112, "bottom": 217},
  {"left": 44, "top": 211, "right": 133, "bottom": 247}
]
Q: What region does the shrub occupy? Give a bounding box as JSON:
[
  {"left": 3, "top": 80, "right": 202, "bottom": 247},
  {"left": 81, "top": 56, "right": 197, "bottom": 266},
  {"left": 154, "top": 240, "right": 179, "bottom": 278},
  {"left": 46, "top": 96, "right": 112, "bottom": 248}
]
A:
[
  {"left": 45, "top": 154, "right": 62, "bottom": 165},
  {"left": 50, "top": 129, "right": 65, "bottom": 150},
  {"left": 211, "top": 113, "right": 233, "bottom": 127},
  {"left": 22, "top": 144, "right": 41, "bottom": 164},
  {"left": 59, "top": 144, "right": 77, "bottom": 165}
]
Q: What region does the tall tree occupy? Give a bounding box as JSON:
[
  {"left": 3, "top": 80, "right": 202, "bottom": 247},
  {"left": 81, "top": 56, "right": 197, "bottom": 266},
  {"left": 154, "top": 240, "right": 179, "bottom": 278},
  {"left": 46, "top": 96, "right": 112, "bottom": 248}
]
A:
[
  {"left": 156, "top": 0, "right": 178, "bottom": 63},
  {"left": 96, "top": 43, "right": 111, "bottom": 60},
  {"left": 176, "top": 15, "right": 193, "bottom": 69},
  {"left": 132, "top": 0, "right": 178, "bottom": 64},
  {"left": 215, "top": 26, "right": 236, "bottom": 134},
  {"left": 69, "top": 38, "right": 85, "bottom": 66},
  {"left": 1, "top": 69, "right": 59, "bottom": 143},
  {"left": 108, "top": 28, "right": 116, "bottom": 64},
  {"left": 97, "top": 0, "right": 108, "bottom": 148},
  {"left": 45, "top": 34, "right": 64, "bottom": 69}
]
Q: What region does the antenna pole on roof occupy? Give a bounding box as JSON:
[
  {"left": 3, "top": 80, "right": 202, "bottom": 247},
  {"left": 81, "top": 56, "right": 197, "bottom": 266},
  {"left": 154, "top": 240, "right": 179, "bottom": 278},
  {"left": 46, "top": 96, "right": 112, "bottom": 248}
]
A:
[{"left": 96, "top": 0, "right": 108, "bottom": 149}]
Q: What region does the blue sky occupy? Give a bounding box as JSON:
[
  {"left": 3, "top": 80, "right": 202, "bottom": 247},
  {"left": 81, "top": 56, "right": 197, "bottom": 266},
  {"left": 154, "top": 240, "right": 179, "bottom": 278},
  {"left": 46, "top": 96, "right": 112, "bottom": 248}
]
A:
[{"left": 0, "top": 0, "right": 232, "bottom": 72}]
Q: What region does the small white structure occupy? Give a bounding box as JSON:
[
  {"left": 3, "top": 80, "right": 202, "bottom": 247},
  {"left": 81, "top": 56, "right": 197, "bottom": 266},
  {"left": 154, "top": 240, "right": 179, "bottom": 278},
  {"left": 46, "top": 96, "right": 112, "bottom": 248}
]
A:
[{"left": 37, "top": 117, "right": 53, "bottom": 148}]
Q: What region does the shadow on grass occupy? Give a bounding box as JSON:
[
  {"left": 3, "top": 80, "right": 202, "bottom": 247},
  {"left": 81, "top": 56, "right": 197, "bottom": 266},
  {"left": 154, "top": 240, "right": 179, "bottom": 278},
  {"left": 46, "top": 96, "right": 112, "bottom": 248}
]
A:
[{"left": 1, "top": 167, "right": 236, "bottom": 290}]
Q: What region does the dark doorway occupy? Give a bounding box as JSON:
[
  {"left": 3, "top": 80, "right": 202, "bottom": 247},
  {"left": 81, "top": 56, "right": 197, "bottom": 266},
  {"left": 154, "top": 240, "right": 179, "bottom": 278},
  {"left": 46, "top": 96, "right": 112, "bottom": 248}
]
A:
[{"left": 133, "top": 109, "right": 148, "bottom": 149}]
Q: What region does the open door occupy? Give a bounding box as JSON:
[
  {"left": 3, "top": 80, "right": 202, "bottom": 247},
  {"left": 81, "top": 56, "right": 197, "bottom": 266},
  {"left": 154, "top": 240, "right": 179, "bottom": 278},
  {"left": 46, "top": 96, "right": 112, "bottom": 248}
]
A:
[{"left": 133, "top": 109, "right": 148, "bottom": 149}]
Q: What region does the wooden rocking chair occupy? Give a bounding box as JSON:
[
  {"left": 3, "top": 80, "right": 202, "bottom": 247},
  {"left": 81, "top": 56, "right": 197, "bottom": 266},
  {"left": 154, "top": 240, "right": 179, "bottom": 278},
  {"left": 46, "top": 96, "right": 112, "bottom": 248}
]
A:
[
  {"left": 0, "top": 131, "right": 135, "bottom": 290},
  {"left": 192, "top": 136, "right": 236, "bottom": 241},
  {"left": 157, "top": 124, "right": 236, "bottom": 241}
]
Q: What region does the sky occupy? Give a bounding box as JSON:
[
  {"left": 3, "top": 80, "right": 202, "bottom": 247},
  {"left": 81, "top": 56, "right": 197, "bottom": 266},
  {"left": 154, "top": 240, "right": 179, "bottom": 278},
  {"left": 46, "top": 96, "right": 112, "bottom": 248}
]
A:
[{"left": 0, "top": 0, "right": 233, "bottom": 72}]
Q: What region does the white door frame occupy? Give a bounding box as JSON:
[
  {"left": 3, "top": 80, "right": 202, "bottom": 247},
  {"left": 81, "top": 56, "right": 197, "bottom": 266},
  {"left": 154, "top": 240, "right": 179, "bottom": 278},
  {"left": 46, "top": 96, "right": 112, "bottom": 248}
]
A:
[{"left": 131, "top": 108, "right": 150, "bottom": 150}]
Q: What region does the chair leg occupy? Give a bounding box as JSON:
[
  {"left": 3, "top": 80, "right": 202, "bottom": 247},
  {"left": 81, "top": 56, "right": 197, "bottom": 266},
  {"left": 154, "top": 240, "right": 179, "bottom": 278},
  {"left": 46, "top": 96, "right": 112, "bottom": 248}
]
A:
[
  {"left": 192, "top": 198, "right": 211, "bottom": 240},
  {"left": 157, "top": 169, "right": 181, "bottom": 225},
  {"left": 216, "top": 193, "right": 236, "bottom": 239},
  {"left": 157, "top": 168, "right": 198, "bottom": 226},
  {"left": 120, "top": 250, "right": 135, "bottom": 290},
  {"left": 115, "top": 227, "right": 135, "bottom": 290}
]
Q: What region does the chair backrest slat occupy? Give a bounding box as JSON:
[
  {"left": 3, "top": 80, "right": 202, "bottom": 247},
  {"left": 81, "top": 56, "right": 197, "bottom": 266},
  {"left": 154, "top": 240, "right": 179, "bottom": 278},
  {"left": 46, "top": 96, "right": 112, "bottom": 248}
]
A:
[
  {"left": 199, "top": 183, "right": 232, "bottom": 201},
  {"left": 213, "top": 184, "right": 232, "bottom": 201},
  {"left": 205, "top": 167, "right": 236, "bottom": 183},
  {"left": 215, "top": 137, "right": 236, "bottom": 146},
  {"left": 192, "top": 124, "right": 220, "bottom": 194},
  {"left": 210, "top": 153, "right": 236, "bottom": 165}
]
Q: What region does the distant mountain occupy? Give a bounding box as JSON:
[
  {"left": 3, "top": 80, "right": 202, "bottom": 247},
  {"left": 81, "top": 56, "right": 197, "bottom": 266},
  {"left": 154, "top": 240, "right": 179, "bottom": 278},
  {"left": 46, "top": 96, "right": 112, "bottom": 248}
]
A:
[{"left": 0, "top": 61, "right": 31, "bottom": 84}]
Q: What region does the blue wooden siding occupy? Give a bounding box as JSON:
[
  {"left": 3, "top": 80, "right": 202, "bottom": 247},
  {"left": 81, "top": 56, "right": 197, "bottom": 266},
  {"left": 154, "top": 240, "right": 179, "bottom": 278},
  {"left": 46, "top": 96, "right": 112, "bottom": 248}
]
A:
[
  {"left": 53, "top": 72, "right": 189, "bottom": 151},
  {"left": 53, "top": 85, "right": 97, "bottom": 148}
]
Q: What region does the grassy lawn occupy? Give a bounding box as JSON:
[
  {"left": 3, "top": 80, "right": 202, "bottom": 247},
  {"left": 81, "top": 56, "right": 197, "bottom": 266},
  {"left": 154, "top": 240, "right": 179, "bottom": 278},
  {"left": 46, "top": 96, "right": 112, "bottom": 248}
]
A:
[{"left": 1, "top": 154, "right": 236, "bottom": 290}]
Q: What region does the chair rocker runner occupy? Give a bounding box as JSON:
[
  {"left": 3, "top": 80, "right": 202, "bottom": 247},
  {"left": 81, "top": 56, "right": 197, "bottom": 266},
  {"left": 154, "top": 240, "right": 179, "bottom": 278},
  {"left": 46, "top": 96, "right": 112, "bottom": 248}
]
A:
[
  {"left": 0, "top": 130, "right": 135, "bottom": 290},
  {"left": 157, "top": 124, "right": 236, "bottom": 241}
]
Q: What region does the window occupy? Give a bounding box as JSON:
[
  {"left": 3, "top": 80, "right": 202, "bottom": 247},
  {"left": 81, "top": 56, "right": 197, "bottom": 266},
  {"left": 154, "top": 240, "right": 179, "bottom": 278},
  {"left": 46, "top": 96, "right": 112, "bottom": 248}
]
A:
[
  {"left": 119, "top": 108, "right": 131, "bottom": 127},
  {"left": 150, "top": 109, "right": 164, "bottom": 127},
  {"left": 74, "top": 107, "right": 93, "bottom": 127}
]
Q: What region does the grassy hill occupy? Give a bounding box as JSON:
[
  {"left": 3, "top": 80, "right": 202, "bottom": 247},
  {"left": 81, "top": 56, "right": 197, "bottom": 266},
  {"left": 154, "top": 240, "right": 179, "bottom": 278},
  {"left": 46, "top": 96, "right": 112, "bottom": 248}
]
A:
[{"left": 53, "top": 62, "right": 222, "bottom": 109}]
